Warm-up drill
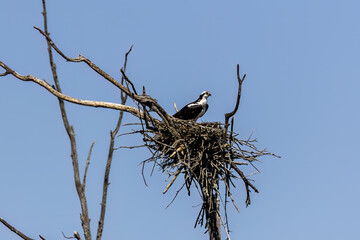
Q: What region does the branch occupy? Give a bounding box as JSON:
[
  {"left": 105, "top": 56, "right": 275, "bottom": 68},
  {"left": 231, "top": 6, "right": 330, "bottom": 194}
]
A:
[
  {"left": 33, "top": 24, "right": 176, "bottom": 131},
  {"left": 40, "top": 1, "right": 91, "bottom": 239},
  {"left": 0, "top": 70, "right": 9, "bottom": 77},
  {"left": 163, "top": 167, "right": 182, "bottom": 194},
  {"left": 224, "top": 64, "right": 246, "bottom": 133},
  {"left": 96, "top": 46, "right": 132, "bottom": 240},
  {"left": 230, "top": 162, "right": 259, "bottom": 206},
  {"left": 83, "top": 141, "right": 95, "bottom": 189},
  {"left": 34, "top": 25, "right": 172, "bottom": 124},
  {"left": 120, "top": 69, "right": 176, "bottom": 128},
  {"left": 0, "top": 217, "right": 34, "bottom": 240},
  {"left": 62, "top": 231, "right": 81, "bottom": 240},
  {"left": 0, "top": 61, "right": 146, "bottom": 119},
  {"left": 33, "top": 26, "right": 133, "bottom": 98}
]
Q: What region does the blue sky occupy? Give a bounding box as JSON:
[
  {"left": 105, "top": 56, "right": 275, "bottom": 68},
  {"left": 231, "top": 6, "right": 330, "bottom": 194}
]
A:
[{"left": 1, "top": 0, "right": 360, "bottom": 239}]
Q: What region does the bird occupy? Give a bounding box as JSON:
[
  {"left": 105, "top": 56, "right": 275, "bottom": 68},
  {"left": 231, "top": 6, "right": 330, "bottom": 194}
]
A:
[{"left": 173, "top": 91, "right": 211, "bottom": 121}]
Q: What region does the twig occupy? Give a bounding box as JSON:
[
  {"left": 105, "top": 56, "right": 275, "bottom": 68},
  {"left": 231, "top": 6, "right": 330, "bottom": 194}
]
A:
[
  {"left": 163, "top": 168, "right": 183, "bottom": 194},
  {"left": 96, "top": 45, "right": 132, "bottom": 240},
  {"left": 115, "top": 145, "right": 146, "bottom": 150},
  {"left": 230, "top": 162, "right": 258, "bottom": 206},
  {"left": 62, "top": 231, "right": 81, "bottom": 240},
  {"left": 62, "top": 232, "right": 74, "bottom": 239},
  {"left": 0, "top": 217, "right": 34, "bottom": 240},
  {"left": 141, "top": 161, "right": 148, "bottom": 187},
  {"left": 34, "top": 25, "right": 173, "bottom": 129},
  {"left": 33, "top": 26, "right": 133, "bottom": 98},
  {"left": 224, "top": 64, "right": 246, "bottom": 134},
  {"left": 83, "top": 141, "right": 95, "bottom": 189},
  {"left": 219, "top": 214, "right": 231, "bottom": 240},
  {"left": 40, "top": 1, "right": 91, "bottom": 239},
  {"left": 0, "top": 61, "right": 145, "bottom": 118},
  {"left": 0, "top": 70, "right": 9, "bottom": 76},
  {"left": 166, "top": 182, "right": 186, "bottom": 209}
]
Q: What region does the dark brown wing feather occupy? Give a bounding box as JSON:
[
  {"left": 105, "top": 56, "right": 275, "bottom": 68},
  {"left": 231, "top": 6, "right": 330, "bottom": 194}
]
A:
[{"left": 173, "top": 105, "right": 203, "bottom": 120}]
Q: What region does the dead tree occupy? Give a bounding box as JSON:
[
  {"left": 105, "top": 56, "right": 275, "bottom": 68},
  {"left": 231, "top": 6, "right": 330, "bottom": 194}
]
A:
[{"left": 0, "top": 1, "right": 279, "bottom": 240}]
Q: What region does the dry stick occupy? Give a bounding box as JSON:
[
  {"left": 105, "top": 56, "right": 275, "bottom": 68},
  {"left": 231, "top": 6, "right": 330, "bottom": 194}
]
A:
[
  {"left": 163, "top": 167, "right": 183, "bottom": 194},
  {"left": 0, "top": 217, "right": 34, "bottom": 240},
  {"left": 222, "top": 177, "right": 240, "bottom": 213},
  {"left": 224, "top": 64, "right": 246, "bottom": 134},
  {"left": 62, "top": 231, "right": 81, "bottom": 240},
  {"left": 41, "top": 1, "right": 91, "bottom": 239},
  {"left": 96, "top": 46, "right": 132, "bottom": 240},
  {"left": 0, "top": 61, "right": 146, "bottom": 119},
  {"left": 230, "top": 162, "right": 259, "bottom": 206},
  {"left": 165, "top": 182, "right": 186, "bottom": 209},
  {"left": 34, "top": 26, "right": 173, "bottom": 129},
  {"left": 0, "top": 61, "right": 121, "bottom": 106},
  {"left": 224, "top": 117, "right": 234, "bottom": 234},
  {"left": 33, "top": 26, "right": 132, "bottom": 98},
  {"left": 219, "top": 214, "right": 231, "bottom": 240},
  {"left": 120, "top": 69, "right": 176, "bottom": 130},
  {"left": 0, "top": 71, "right": 9, "bottom": 76},
  {"left": 83, "top": 141, "right": 95, "bottom": 189}
]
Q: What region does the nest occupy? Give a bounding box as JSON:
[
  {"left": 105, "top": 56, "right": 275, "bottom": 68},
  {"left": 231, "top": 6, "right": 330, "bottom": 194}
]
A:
[
  {"left": 117, "top": 65, "right": 279, "bottom": 238},
  {"left": 136, "top": 118, "right": 278, "bottom": 234}
]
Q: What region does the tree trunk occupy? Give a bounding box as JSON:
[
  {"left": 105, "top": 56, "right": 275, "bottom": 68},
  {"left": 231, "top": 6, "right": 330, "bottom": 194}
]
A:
[{"left": 207, "top": 179, "right": 221, "bottom": 240}]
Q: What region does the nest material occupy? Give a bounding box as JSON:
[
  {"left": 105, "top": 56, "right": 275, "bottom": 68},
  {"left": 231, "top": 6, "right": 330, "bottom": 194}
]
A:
[
  {"left": 139, "top": 118, "right": 277, "bottom": 232},
  {"left": 117, "top": 65, "right": 278, "bottom": 238}
]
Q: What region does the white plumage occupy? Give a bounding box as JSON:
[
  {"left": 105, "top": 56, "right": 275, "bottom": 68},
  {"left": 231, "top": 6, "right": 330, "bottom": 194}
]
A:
[{"left": 173, "top": 91, "right": 211, "bottom": 121}]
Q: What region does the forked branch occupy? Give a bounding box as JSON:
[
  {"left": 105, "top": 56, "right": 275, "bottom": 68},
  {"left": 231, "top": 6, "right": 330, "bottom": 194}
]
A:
[
  {"left": 0, "top": 61, "right": 145, "bottom": 119},
  {"left": 33, "top": 26, "right": 174, "bottom": 128},
  {"left": 224, "top": 64, "right": 246, "bottom": 133},
  {"left": 96, "top": 46, "right": 133, "bottom": 240},
  {"left": 41, "top": 0, "right": 91, "bottom": 238}
]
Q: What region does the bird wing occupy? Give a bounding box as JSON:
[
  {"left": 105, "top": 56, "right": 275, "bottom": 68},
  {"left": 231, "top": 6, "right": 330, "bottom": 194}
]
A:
[
  {"left": 197, "top": 103, "right": 209, "bottom": 118},
  {"left": 186, "top": 102, "right": 201, "bottom": 109},
  {"left": 173, "top": 104, "right": 203, "bottom": 120}
]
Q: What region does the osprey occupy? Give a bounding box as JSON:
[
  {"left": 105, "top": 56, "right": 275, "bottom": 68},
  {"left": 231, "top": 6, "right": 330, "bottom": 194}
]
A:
[{"left": 173, "top": 91, "right": 211, "bottom": 121}]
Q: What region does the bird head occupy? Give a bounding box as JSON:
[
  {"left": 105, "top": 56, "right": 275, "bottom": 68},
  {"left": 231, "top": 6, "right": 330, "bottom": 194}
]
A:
[{"left": 200, "top": 91, "right": 211, "bottom": 99}]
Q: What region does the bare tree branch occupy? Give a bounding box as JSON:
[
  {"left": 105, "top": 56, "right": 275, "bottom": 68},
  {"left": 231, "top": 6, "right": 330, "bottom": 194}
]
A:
[
  {"left": 96, "top": 46, "right": 132, "bottom": 240},
  {"left": 224, "top": 64, "right": 246, "bottom": 133},
  {"left": 0, "top": 70, "right": 9, "bottom": 77},
  {"left": 230, "top": 162, "right": 259, "bottom": 206},
  {"left": 83, "top": 141, "right": 95, "bottom": 189},
  {"left": 0, "top": 2, "right": 278, "bottom": 238},
  {"left": 33, "top": 26, "right": 173, "bottom": 128},
  {"left": 0, "top": 61, "right": 146, "bottom": 119},
  {"left": 33, "top": 26, "right": 132, "bottom": 98},
  {"left": 62, "top": 231, "right": 81, "bottom": 240},
  {"left": 40, "top": 1, "right": 91, "bottom": 239},
  {"left": 0, "top": 217, "right": 34, "bottom": 240}
]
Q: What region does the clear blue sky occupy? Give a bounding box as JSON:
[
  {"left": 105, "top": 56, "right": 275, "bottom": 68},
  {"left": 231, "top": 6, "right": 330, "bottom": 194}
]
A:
[{"left": 1, "top": 0, "right": 360, "bottom": 239}]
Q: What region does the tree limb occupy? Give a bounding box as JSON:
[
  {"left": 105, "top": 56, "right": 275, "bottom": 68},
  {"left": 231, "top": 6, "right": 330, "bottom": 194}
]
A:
[
  {"left": 33, "top": 26, "right": 132, "bottom": 98},
  {"left": 83, "top": 141, "right": 95, "bottom": 189},
  {"left": 40, "top": 1, "right": 91, "bottom": 238},
  {"left": 224, "top": 64, "right": 246, "bottom": 133},
  {"left": 33, "top": 25, "right": 174, "bottom": 128},
  {"left": 0, "top": 61, "right": 146, "bottom": 119},
  {"left": 96, "top": 46, "right": 132, "bottom": 240},
  {"left": 0, "top": 217, "right": 34, "bottom": 240}
]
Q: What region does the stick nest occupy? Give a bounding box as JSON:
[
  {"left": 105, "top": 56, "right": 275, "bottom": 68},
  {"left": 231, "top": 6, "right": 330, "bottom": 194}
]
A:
[
  {"left": 138, "top": 118, "right": 278, "bottom": 230},
  {"left": 118, "top": 65, "right": 279, "bottom": 237}
]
